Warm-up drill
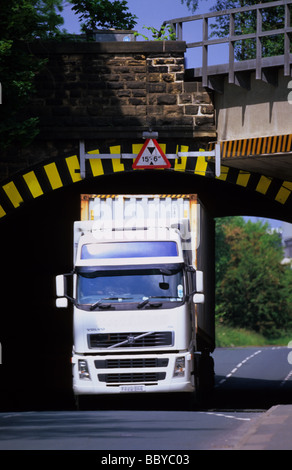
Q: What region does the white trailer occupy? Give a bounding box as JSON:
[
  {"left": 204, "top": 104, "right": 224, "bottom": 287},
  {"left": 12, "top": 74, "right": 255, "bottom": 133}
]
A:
[{"left": 56, "top": 194, "right": 215, "bottom": 406}]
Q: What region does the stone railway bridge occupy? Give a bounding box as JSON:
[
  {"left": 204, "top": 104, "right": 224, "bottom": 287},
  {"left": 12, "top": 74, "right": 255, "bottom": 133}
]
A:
[
  {"left": 0, "top": 2, "right": 292, "bottom": 408},
  {"left": 1, "top": 39, "right": 291, "bottom": 222}
]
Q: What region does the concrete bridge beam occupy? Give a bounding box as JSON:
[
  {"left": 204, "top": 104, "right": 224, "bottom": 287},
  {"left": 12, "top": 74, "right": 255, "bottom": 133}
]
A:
[{"left": 215, "top": 69, "right": 292, "bottom": 182}]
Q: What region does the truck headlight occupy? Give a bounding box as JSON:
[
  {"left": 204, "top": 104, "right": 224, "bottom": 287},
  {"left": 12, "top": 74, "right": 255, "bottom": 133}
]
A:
[
  {"left": 173, "top": 357, "right": 185, "bottom": 377},
  {"left": 78, "top": 359, "right": 91, "bottom": 380}
]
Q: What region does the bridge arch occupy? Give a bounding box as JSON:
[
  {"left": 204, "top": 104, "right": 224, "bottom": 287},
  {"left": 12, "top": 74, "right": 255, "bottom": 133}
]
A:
[{"left": 0, "top": 142, "right": 291, "bottom": 223}]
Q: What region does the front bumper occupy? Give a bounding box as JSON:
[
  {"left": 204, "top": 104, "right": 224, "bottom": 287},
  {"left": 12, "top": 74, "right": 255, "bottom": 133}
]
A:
[{"left": 72, "top": 352, "right": 194, "bottom": 396}]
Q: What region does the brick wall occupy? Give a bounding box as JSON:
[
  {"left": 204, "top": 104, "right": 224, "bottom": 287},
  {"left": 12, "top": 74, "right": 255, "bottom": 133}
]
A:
[{"left": 1, "top": 41, "right": 215, "bottom": 181}]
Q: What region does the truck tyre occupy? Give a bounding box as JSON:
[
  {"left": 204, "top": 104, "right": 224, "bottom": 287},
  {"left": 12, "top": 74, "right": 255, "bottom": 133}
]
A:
[
  {"left": 75, "top": 395, "right": 90, "bottom": 411},
  {"left": 194, "top": 352, "right": 214, "bottom": 407}
]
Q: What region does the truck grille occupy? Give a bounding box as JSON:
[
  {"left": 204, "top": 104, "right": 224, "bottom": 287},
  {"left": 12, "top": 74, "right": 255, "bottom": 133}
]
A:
[
  {"left": 98, "top": 372, "right": 166, "bottom": 383},
  {"left": 95, "top": 358, "right": 169, "bottom": 369},
  {"left": 88, "top": 331, "right": 173, "bottom": 349}
]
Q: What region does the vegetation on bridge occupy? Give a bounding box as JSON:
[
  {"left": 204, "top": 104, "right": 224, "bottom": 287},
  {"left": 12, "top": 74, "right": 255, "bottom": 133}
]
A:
[
  {"left": 0, "top": 0, "right": 65, "bottom": 149},
  {"left": 216, "top": 217, "right": 292, "bottom": 341}
]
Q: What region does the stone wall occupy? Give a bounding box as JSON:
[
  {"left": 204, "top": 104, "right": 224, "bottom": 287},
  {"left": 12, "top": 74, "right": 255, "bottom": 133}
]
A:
[{"left": 1, "top": 41, "right": 215, "bottom": 181}]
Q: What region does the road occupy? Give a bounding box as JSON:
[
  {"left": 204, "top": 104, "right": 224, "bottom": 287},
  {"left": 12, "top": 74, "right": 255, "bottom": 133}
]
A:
[
  {"left": 213, "top": 346, "right": 292, "bottom": 409},
  {"left": 0, "top": 346, "right": 291, "bottom": 451}
]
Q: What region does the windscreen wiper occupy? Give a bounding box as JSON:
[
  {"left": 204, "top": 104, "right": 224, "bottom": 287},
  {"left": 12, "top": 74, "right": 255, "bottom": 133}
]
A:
[
  {"left": 90, "top": 297, "right": 133, "bottom": 310},
  {"left": 90, "top": 299, "right": 111, "bottom": 310},
  {"left": 137, "top": 297, "right": 167, "bottom": 309}
]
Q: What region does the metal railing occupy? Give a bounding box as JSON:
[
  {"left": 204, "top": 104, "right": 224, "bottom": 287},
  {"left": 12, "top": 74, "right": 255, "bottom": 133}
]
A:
[{"left": 164, "top": 0, "right": 292, "bottom": 87}]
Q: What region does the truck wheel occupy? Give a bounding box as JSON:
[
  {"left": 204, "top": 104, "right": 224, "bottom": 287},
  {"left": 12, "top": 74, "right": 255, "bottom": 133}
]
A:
[
  {"left": 75, "top": 395, "right": 90, "bottom": 411},
  {"left": 194, "top": 352, "right": 214, "bottom": 407},
  {"left": 75, "top": 394, "right": 81, "bottom": 410}
]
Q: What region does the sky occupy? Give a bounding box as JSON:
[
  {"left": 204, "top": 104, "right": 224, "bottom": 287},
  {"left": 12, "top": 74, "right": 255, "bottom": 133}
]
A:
[
  {"left": 61, "top": 0, "right": 224, "bottom": 67},
  {"left": 62, "top": 0, "right": 215, "bottom": 35},
  {"left": 60, "top": 1, "right": 290, "bottom": 234}
]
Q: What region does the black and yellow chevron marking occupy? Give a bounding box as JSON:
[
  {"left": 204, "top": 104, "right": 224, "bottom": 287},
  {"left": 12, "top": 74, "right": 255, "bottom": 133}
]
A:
[
  {"left": 0, "top": 142, "right": 291, "bottom": 219},
  {"left": 220, "top": 134, "right": 292, "bottom": 158},
  {"left": 216, "top": 166, "right": 292, "bottom": 205}
]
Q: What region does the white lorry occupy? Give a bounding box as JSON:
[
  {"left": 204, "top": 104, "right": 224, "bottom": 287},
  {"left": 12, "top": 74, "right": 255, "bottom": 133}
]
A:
[{"left": 56, "top": 194, "right": 215, "bottom": 406}]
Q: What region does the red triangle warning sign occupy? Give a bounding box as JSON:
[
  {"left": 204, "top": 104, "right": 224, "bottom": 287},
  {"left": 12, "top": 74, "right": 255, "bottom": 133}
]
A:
[{"left": 132, "top": 139, "right": 171, "bottom": 169}]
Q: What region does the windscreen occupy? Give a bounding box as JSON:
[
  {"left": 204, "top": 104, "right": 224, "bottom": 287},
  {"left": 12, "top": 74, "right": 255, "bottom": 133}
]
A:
[{"left": 77, "top": 265, "right": 184, "bottom": 307}]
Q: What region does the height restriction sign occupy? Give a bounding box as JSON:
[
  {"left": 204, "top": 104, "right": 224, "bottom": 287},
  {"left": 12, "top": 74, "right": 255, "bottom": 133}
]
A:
[{"left": 132, "top": 139, "right": 171, "bottom": 169}]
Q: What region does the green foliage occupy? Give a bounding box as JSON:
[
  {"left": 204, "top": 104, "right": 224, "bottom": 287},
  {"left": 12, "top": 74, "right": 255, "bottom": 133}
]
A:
[
  {"left": 0, "top": 0, "right": 65, "bottom": 149},
  {"left": 210, "top": 0, "right": 287, "bottom": 60},
  {"left": 0, "top": 0, "right": 65, "bottom": 41},
  {"left": 216, "top": 217, "right": 292, "bottom": 339},
  {"left": 134, "top": 25, "right": 177, "bottom": 41},
  {"left": 35, "top": 0, "right": 66, "bottom": 38},
  {"left": 181, "top": 0, "right": 200, "bottom": 13},
  {"left": 70, "top": 0, "right": 137, "bottom": 31}
]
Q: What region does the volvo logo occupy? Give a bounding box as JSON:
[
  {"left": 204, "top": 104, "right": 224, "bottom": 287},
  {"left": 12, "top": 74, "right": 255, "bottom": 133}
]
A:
[{"left": 127, "top": 335, "right": 136, "bottom": 345}]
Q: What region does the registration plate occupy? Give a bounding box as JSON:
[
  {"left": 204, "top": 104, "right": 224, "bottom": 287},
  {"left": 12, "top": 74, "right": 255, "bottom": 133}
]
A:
[{"left": 119, "top": 385, "right": 146, "bottom": 393}]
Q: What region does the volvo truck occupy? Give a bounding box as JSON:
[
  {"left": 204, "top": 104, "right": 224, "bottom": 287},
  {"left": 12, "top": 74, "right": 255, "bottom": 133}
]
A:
[{"left": 56, "top": 194, "right": 215, "bottom": 405}]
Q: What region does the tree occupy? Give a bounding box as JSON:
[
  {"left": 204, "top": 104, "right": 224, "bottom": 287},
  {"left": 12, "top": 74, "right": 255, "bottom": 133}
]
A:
[
  {"left": 216, "top": 217, "right": 292, "bottom": 338},
  {"left": 0, "top": 0, "right": 65, "bottom": 150},
  {"left": 210, "top": 0, "right": 286, "bottom": 60},
  {"left": 35, "top": 0, "right": 66, "bottom": 38},
  {"left": 181, "top": 0, "right": 200, "bottom": 13},
  {"left": 69, "top": 0, "right": 137, "bottom": 31}
]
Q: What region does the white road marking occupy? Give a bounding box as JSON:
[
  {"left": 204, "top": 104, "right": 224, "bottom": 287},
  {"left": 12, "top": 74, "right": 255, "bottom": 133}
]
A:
[
  {"left": 215, "top": 349, "right": 262, "bottom": 388},
  {"left": 201, "top": 411, "right": 251, "bottom": 421},
  {"left": 280, "top": 370, "right": 292, "bottom": 387}
]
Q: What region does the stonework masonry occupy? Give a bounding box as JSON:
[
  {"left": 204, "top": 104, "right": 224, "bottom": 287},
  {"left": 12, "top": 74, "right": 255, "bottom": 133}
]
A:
[{"left": 1, "top": 41, "right": 216, "bottom": 182}]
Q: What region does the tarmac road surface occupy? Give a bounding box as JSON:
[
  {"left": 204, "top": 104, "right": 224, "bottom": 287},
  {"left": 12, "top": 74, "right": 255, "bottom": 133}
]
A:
[{"left": 0, "top": 346, "right": 292, "bottom": 451}]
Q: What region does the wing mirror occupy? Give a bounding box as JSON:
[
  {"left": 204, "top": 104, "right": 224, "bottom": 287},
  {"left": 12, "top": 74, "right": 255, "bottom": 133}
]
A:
[
  {"left": 56, "top": 275, "right": 68, "bottom": 308},
  {"left": 188, "top": 270, "right": 205, "bottom": 304}
]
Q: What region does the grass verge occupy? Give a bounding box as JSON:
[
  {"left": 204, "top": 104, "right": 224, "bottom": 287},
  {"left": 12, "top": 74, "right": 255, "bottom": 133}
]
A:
[{"left": 215, "top": 323, "right": 292, "bottom": 347}]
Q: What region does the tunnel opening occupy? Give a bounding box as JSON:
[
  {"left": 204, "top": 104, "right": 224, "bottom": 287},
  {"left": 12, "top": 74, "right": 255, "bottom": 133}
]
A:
[{"left": 0, "top": 169, "right": 291, "bottom": 411}]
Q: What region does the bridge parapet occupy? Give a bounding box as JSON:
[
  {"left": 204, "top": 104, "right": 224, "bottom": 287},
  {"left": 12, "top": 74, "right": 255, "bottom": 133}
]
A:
[
  {"left": 165, "top": 0, "right": 292, "bottom": 91},
  {"left": 30, "top": 41, "right": 196, "bottom": 140}
]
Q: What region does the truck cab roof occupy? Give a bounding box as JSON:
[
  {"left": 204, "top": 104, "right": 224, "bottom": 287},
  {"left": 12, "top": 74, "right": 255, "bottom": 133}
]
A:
[{"left": 75, "top": 227, "right": 184, "bottom": 268}]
